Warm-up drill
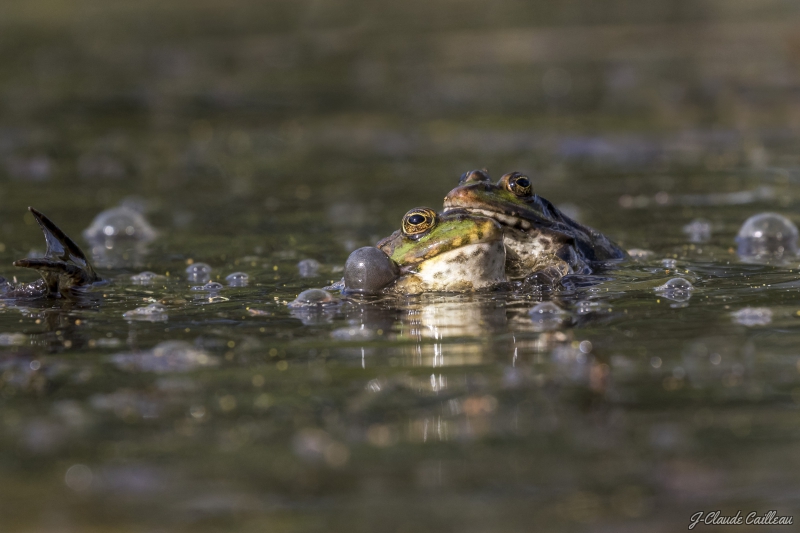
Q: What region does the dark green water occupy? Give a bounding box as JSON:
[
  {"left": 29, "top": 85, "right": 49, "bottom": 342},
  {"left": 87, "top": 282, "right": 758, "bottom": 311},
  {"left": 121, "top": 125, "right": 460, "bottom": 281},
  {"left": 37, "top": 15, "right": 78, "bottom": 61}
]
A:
[{"left": 2, "top": 1, "right": 800, "bottom": 531}]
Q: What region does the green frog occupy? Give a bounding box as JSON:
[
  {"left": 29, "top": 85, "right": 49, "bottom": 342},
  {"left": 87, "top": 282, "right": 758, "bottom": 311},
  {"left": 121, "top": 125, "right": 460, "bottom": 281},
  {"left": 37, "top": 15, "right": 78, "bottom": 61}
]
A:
[
  {"left": 373, "top": 207, "right": 507, "bottom": 294},
  {"left": 1, "top": 207, "right": 101, "bottom": 299},
  {"left": 443, "top": 170, "right": 626, "bottom": 281}
]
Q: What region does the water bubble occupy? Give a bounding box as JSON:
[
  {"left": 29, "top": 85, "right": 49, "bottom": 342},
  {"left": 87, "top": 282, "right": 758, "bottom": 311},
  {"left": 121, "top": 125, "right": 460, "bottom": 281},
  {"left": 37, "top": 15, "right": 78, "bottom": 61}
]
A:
[
  {"left": 661, "top": 258, "right": 677, "bottom": 269},
  {"left": 732, "top": 307, "right": 773, "bottom": 326},
  {"left": 225, "top": 272, "right": 249, "bottom": 287},
  {"left": 186, "top": 263, "right": 212, "bottom": 282},
  {"left": 683, "top": 218, "right": 712, "bottom": 243},
  {"left": 0, "top": 333, "right": 28, "bottom": 346},
  {"left": 78, "top": 153, "right": 125, "bottom": 180},
  {"left": 95, "top": 337, "right": 122, "bottom": 348},
  {"left": 575, "top": 301, "right": 608, "bottom": 315},
  {"left": 297, "top": 259, "right": 321, "bottom": 278},
  {"left": 323, "top": 279, "right": 345, "bottom": 291},
  {"left": 110, "top": 341, "right": 217, "bottom": 373},
  {"left": 119, "top": 196, "right": 149, "bottom": 214},
  {"left": 343, "top": 247, "right": 398, "bottom": 295},
  {"left": 292, "top": 428, "right": 349, "bottom": 467},
  {"left": 736, "top": 213, "right": 799, "bottom": 260},
  {"left": 655, "top": 278, "right": 694, "bottom": 302},
  {"left": 6, "top": 155, "right": 52, "bottom": 182},
  {"left": 131, "top": 271, "right": 162, "bottom": 284},
  {"left": 528, "top": 302, "right": 568, "bottom": 330},
  {"left": 123, "top": 303, "right": 168, "bottom": 322},
  {"left": 331, "top": 327, "right": 376, "bottom": 340},
  {"left": 628, "top": 249, "right": 655, "bottom": 260},
  {"left": 90, "top": 464, "right": 167, "bottom": 496},
  {"left": 191, "top": 282, "right": 223, "bottom": 292},
  {"left": 83, "top": 206, "right": 157, "bottom": 244},
  {"left": 65, "top": 464, "right": 93, "bottom": 492},
  {"left": 21, "top": 420, "right": 66, "bottom": 454},
  {"left": 0, "top": 276, "right": 13, "bottom": 296},
  {"left": 288, "top": 289, "right": 337, "bottom": 308},
  {"left": 90, "top": 390, "right": 160, "bottom": 419},
  {"left": 502, "top": 367, "right": 524, "bottom": 388},
  {"left": 529, "top": 301, "right": 566, "bottom": 318}
]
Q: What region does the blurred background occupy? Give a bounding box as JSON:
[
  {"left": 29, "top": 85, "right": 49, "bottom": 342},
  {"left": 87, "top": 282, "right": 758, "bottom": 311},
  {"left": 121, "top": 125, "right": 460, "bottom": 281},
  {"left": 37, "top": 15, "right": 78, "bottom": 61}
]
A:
[
  {"left": 3, "top": 2, "right": 800, "bottom": 532},
  {"left": 1, "top": 0, "right": 799, "bottom": 255}
]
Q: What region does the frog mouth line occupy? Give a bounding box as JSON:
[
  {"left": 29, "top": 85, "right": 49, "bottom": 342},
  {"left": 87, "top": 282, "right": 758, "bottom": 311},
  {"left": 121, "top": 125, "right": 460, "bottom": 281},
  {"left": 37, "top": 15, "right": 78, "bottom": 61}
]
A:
[{"left": 443, "top": 206, "right": 532, "bottom": 231}]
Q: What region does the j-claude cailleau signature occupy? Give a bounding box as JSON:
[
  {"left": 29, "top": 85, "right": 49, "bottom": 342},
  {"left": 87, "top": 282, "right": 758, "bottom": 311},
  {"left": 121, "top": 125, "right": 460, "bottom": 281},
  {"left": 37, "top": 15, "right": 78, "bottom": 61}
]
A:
[{"left": 689, "top": 510, "right": 793, "bottom": 529}]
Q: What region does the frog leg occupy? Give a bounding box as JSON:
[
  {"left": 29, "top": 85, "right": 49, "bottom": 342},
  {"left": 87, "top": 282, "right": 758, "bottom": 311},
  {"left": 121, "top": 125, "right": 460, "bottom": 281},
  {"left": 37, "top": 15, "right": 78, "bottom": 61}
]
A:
[
  {"left": 29, "top": 207, "right": 98, "bottom": 278},
  {"left": 553, "top": 240, "right": 592, "bottom": 275},
  {"left": 12, "top": 259, "right": 96, "bottom": 299},
  {"left": 12, "top": 207, "right": 100, "bottom": 298},
  {"left": 502, "top": 227, "right": 579, "bottom": 281}
]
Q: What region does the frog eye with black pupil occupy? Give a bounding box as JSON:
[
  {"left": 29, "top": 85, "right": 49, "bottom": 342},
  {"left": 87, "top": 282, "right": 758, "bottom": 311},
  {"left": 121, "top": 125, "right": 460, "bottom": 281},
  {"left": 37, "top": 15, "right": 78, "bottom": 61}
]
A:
[
  {"left": 500, "top": 172, "right": 533, "bottom": 197},
  {"left": 402, "top": 207, "right": 438, "bottom": 238},
  {"left": 459, "top": 169, "right": 492, "bottom": 185}
]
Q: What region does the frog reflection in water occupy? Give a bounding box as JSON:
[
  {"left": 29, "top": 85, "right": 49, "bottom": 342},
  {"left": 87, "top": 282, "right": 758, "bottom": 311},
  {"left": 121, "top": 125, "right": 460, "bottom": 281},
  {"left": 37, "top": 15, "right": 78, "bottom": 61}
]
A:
[
  {"left": 375, "top": 207, "right": 506, "bottom": 294},
  {"left": 0, "top": 207, "right": 102, "bottom": 299},
  {"left": 443, "top": 170, "right": 626, "bottom": 282}
]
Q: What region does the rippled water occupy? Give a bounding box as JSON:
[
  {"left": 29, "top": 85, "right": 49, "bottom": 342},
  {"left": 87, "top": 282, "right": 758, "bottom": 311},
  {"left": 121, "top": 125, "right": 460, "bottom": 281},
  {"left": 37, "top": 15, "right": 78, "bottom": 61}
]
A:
[{"left": 2, "top": 1, "right": 800, "bottom": 531}]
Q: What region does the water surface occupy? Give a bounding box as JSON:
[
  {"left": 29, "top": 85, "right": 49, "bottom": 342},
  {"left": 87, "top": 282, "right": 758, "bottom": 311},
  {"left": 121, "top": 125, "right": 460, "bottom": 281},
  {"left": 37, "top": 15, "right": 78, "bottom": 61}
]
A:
[{"left": 2, "top": 1, "right": 800, "bottom": 531}]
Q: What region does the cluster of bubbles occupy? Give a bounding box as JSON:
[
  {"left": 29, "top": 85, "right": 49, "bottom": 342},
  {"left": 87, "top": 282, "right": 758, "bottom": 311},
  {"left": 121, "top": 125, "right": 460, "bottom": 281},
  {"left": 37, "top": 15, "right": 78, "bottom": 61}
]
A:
[
  {"left": 93, "top": 202, "right": 796, "bottom": 332},
  {"left": 191, "top": 281, "right": 224, "bottom": 292},
  {"left": 121, "top": 265, "right": 251, "bottom": 319},
  {"left": 184, "top": 263, "right": 249, "bottom": 289}
]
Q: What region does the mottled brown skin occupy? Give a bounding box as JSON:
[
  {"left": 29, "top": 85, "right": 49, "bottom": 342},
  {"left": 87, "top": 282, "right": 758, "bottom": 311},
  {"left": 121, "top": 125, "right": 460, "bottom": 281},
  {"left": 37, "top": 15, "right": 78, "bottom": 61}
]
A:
[{"left": 443, "top": 170, "right": 626, "bottom": 281}]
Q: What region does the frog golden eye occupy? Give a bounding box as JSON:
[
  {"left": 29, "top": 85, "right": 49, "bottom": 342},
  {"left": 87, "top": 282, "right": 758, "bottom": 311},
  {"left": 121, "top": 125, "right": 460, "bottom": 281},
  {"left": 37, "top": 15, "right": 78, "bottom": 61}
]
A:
[
  {"left": 459, "top": 169, "right": 491, "bottom": 185},
  {"left": 402, "top": 207, "right": 438, "bottom": 238},
  {"left": 500, "top": 172, "right": 533, "bottom": 197}
]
